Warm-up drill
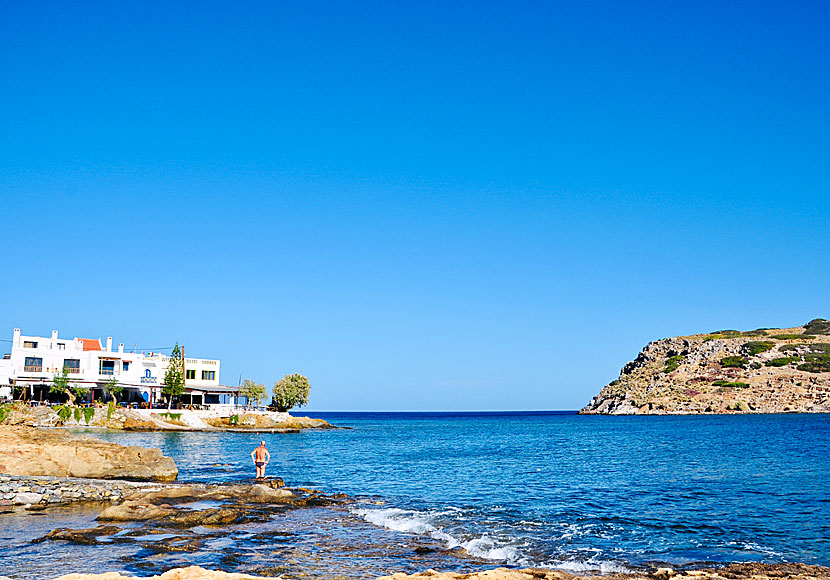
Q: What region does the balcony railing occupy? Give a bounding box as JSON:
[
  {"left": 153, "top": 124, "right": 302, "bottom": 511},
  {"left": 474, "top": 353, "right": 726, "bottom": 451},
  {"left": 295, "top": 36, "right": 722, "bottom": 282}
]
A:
[
  {"left": 65, "top": 367, "right": 81, "bottom": 374},
  {"left": 24, "top": 365, "right": 43, "bottom": 373},
  {"left": 99, "top": 369, "right": 115, "bottom": 376}
]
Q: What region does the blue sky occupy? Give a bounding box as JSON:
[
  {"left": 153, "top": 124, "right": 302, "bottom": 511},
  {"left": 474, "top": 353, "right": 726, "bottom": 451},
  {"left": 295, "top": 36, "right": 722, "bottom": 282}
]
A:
[{"left": 1, "top": 1, "right": 828, "bottom": 410}]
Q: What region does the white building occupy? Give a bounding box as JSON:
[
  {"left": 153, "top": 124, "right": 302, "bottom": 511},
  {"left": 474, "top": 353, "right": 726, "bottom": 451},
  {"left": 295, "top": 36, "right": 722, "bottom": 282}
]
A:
[{"left": 0, "top": 328, "right": 224, "bottom": 406}]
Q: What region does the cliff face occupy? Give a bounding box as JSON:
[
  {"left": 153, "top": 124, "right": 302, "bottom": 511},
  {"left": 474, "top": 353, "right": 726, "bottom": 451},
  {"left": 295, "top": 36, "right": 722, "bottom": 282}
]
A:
[{"left": 581, "top": 319, "right": 830, "bottom": 414}]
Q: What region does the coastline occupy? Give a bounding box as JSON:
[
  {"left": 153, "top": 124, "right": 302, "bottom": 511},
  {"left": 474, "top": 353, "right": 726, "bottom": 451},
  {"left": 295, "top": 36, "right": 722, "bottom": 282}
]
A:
[
  {"left": 2, "top": 415, "right": 829, "bottom": 578},
  {"left": 51, "top": 563, "right": 830, "bottom": 580}
]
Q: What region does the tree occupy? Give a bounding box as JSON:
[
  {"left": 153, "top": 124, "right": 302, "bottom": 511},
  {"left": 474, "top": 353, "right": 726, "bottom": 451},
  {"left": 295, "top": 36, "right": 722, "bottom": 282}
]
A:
[
  {"left": 239, "top": 379, "right": 267, "bottom": 410},
  {"left": 103, "top": 376, "right": 123, "bottom": 404},
  {"left": 162, "top": 343, "right": 185, "bottom": 410},
  {"left": 271, "top": 373, "right": 311, "bottom": 412},
  {"left": 50, "top": 367, "right": 88, "bottom": 405}
]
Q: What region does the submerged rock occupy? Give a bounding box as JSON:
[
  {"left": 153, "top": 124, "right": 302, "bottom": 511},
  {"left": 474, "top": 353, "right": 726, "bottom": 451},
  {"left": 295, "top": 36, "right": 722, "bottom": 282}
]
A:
[{"left": 36, "top": 524, "right": 123, "bottom": 545}]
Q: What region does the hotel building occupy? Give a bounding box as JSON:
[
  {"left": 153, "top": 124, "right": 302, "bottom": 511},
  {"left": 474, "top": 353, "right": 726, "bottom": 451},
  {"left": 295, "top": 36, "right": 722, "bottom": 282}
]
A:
[{"left": 0, "top": 328, "right": 236, "bottom": 406}]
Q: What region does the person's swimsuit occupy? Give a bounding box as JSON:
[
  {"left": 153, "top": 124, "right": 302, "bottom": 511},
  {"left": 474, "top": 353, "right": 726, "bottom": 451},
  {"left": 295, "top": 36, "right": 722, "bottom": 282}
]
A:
[{"left": 255, "top": 461, "right": 265, "bottom": 467}]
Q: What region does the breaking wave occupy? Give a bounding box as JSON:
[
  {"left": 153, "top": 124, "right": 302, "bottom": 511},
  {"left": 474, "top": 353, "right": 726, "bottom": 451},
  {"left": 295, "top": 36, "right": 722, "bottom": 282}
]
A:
[{"left": 352, "top": 505, "right": 527, "bottom": 565}]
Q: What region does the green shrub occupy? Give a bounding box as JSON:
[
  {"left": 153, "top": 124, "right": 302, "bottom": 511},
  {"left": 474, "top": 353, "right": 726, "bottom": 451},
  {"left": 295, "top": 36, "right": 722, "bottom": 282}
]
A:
[
  {"left": 743, "top": 341, "right": 774, "bottom": 356},
  {"left": 228, "top": 414, "right": 239, "bottom": 425},
  {"left": 709, "top": 329, "right": 767, "bottom": 338},
  {"left": 55, "top": 405, "right": 72, "bottom": 422},
  {"left": 608, "top": 379, "right": 620, "bottom": 386},
  {"left": 743, "top": 330, "right": 769, "bottom": 337},
  {"left": 664, "top": 355, "right": 685, "bottom": 373},
  {"left": 158, "top": 412, "right": 182, "bottom": 422},
  {"left": 720, "top": 356, "right": 747, "bottom": 368},
  {"left": 771, "top": 334, "right": 804, "bottom": 340},
  {"left": 779, "top": 343, "right": 830, "bottom": 354},
  {"left": 107, "top": 401, "right": 115, "bottom": 421},
  {"left": 797, "top": 354, "right": 830, "bottom": 373},
  {"left": 82, "top": 407, "right": 95, "bottom": 425},
  {"left": 803, "top": 318, "right": 830, "bottom": 335},
  {"left": 766, "top": 357, "right": 801, "bottom": 367},
  {"left": 749, "top": 362, "right": 762, "bottom": 369},
  {"left": 0, "top": 403, "right": 11, "bottom": 423},
  {"left": 713, "top": 380, "right": 749, "bottom": 388},
  {"left": 73, "top": 407, "right": 82, "bottom": 423}
]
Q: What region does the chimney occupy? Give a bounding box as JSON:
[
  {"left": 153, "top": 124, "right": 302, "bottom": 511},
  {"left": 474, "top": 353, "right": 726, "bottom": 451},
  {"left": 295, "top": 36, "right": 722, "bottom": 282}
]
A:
[
  {"left": 118, "top": 343, "right": 124, "bottom": 353},
  {"left": 13, "top": 328, "right": 21, "bottom": 346},
  {"left": 106, "top": 337, "right": 113, "bottom": 352},
  {"left": 52, "top": 330, "right": 59, "bottom": 340}
]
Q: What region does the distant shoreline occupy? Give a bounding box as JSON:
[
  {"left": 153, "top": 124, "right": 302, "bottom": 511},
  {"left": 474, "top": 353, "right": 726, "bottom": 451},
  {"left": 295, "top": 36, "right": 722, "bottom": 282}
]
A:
[{"left": 301, "top": 409, "right": 580, "bottom": 416}]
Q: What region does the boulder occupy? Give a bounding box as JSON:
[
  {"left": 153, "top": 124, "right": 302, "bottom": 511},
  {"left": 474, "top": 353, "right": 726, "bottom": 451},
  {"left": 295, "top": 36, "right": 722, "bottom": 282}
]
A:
[
  {"left": 0, "top": 426, "right": 177, "bottom": 481},
  {"left": 13, "top": 492, "right": 42, "bottom": 505}
]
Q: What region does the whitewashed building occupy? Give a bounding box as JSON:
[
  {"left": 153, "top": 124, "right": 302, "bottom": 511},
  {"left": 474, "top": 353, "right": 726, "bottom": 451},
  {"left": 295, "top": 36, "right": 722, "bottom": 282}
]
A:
[{"left": 0, "top": 328, "right": 225, "bottom": 406}]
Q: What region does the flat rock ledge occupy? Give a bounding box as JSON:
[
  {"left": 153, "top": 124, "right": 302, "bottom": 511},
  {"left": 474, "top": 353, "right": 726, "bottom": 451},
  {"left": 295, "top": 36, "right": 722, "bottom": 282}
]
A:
[
  {"left": 49, "top": 563, "right": 830, "bottom": 580},
  {"left": 0, "top": 425, "right": 177, "bottom": 481}
]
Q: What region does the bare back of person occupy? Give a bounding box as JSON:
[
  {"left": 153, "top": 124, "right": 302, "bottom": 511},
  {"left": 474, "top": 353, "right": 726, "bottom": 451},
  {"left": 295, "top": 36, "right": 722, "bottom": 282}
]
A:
[{"left": 250, "top": 441, "right": 271, "bottom": 478}]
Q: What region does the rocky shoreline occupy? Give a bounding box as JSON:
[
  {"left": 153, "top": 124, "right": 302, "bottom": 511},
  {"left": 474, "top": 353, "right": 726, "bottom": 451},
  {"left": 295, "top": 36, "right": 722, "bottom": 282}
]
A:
[
  {"left": 50, "top": 563, "right": 830, "bottom": 580},
  {"left": 0, "top": 402, "right": 334, "bottom": 432}
]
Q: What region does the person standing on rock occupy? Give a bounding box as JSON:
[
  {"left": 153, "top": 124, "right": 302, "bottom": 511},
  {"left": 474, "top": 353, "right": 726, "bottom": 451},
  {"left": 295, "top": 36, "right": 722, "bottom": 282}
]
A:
[{"left": 251, "top": 441, "right": 270, "bottom": 479}]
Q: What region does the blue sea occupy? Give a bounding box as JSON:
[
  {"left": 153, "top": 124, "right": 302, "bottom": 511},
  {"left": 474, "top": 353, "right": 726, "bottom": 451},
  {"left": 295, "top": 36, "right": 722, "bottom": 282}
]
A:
[{"left": 3, "top": 412, "right": 829, "bottom": 578}]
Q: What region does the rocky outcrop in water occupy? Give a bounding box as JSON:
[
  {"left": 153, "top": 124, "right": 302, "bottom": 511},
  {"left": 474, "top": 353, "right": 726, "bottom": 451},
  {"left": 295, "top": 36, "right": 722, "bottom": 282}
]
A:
[
  {"left": 581, "top": 319, "right": 830, "bottom": 414},
  {"left": 0, "top": 426, "right": 178, "bottom": 481}
]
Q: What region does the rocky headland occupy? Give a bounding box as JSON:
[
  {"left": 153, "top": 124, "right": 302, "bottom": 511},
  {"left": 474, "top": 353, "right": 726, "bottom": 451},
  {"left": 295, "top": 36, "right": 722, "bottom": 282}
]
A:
[{"left": 582, "top": 318, "right": 830, "bottom": 414}]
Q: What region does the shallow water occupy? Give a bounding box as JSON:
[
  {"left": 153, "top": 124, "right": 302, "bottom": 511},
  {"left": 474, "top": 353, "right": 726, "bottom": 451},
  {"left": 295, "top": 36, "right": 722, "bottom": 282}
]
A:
[{"left": 2, "top": 412, "right": 829, "bottom": 577}]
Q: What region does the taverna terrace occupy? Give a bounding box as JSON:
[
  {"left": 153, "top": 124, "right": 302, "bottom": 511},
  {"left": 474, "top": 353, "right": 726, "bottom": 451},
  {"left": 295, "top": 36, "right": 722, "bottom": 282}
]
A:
[{"left": 0, "top": 328, "right": 247, "bottom": 409}]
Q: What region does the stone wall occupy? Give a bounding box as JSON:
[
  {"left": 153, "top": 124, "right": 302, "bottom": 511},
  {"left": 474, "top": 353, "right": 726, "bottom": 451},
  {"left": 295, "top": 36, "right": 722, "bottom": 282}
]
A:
[{"left": 0, "top": 474, "right": 163, "bottom": 507}]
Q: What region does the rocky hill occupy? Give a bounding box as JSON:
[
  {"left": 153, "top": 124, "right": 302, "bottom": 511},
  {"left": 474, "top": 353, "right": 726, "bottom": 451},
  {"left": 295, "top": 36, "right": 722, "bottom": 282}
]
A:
[{"left": 581, "top": 318, "right": 830, "bottom": 414}]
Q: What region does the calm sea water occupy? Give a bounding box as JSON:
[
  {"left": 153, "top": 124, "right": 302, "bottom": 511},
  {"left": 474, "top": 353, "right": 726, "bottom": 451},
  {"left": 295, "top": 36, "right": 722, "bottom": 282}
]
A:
[{"left": 3, "top": 412, "right": 829, "bottom": 577}]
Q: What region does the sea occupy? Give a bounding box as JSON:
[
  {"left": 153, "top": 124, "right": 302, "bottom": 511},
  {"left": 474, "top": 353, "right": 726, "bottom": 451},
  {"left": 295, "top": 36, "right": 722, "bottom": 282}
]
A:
[{"left": 2, "top": 412, "right": 829, "bottom": 579}]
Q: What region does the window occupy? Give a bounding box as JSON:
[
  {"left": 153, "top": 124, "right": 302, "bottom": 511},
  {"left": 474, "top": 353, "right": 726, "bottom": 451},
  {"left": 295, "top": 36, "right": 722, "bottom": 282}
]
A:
[
  {"left": 23, "top": 341, "right": 38, "bottom": 349},
  {"left": 24, "top": 357, "right": 43, "bottom": 372},
  {"left": 63, "top": 359, "right": 80, "bottom": 373},
  {"left": 57, "top": 343, "right": 65, "bottom": 350},
  {"left": 122, "top": 362, "right": 130, "bottom": 371},
  {"left": 201, "top": 370, "right": 215, "bottom": 381},
  {"left": 185, "top": 369, "right": 196, "bottom": 380},
  {"left": 99, "top": 360, "right": 115, "bottom": 375}
]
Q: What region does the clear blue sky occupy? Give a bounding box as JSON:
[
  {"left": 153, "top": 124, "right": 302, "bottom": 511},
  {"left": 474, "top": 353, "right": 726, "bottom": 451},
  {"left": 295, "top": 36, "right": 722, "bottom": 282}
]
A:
[{"left": 1, "top": 1, "right": 828, "bottom": 410}]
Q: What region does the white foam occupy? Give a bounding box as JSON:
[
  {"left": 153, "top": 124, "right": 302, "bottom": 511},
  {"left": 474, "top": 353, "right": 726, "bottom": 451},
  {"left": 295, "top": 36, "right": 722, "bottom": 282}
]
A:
[
  {"left": 548, "top": 558, "right": 632, "bottom": 574},
  {"left": 352, "top": 505, "right": 527, "bottom": 565}
]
